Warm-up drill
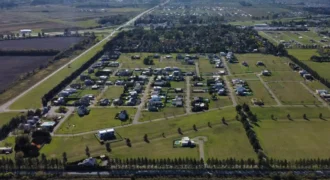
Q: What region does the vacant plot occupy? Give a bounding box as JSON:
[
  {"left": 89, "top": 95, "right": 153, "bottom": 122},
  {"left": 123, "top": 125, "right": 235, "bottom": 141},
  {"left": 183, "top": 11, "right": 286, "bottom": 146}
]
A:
[
  {"left": 228, "top": 54, "right": 291, "bottom": 74},
  {"left": 304, "top": 81, "right": 329, "bottom": 91},
  {"left": 255, "top": 121, "right": 330, "bottom": 159},
  {"left": 0, "top": 37, "right": 83, "bottom": 51},
  {"left": 55, "top": 108, "right": 137, "bottom": 134},
  {"left": 287, "top": 49, "right": 318, "bottom": 61},
  {"left": 235, "top": 80, "right": 277, "bottom": 105},
  {"left": 268, "top": 82, "right": 321, "bottom": 105},
  {"left": 101, "top": 86, "right": 124, "bottom": 100},
  {"left": 251, "top": 107, "right": 330, "bottom": 120},
  {"left": 119, "top": 53, "right": 195, "bottom": 70},
  {"left": 0, "top": 112, "right": 21, "bottom": 126},
  {"left": 140, "top": 108, "right": 186, "bottom": 122},
  {"left": 262, "top": 71, "right": 303, "bottom": 82},
  {"left": 0, "top": 56, "right": 52, "bottom": 92}
]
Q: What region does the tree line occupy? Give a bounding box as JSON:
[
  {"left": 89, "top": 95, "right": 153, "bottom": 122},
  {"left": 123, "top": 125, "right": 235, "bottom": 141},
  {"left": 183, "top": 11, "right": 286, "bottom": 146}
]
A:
[{"left": 235, "top": 104, "right": 270, "bottom": 169}]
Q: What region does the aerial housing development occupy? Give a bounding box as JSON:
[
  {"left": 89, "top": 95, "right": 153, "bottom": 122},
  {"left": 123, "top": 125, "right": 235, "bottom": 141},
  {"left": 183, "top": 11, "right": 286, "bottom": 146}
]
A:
[{"left": 0, "top": 0, "right": 330, "bottom": 179}]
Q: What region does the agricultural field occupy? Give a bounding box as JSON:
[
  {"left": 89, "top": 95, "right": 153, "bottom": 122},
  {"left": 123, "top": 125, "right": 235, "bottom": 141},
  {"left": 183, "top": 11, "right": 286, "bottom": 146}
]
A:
[
  {"left": 267, "top": 82, "right": 322, "bottom": 105},
  {"left": 287, "top": 49, "right": 318, "bottom": 61},
  {"left": 9, "top": 38, "right": 108, "bottom": 109},
  {"left": 55, "top": 108, "right": 137, "bottom": 134},
  {"left": 255, "top": 120, "right": 330, "bottom": 159},
  {"left": 0, "top": 56, "right": 52, "bottom": 92},
  {"left": 0, "top": 37, "right": 83, "bottom": 50}
]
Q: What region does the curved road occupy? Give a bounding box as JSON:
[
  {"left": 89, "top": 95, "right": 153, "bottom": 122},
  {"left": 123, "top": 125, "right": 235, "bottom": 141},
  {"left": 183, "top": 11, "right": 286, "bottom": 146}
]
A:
[{"left": 0, "top": 0, "right": 170, "bottom": 112}]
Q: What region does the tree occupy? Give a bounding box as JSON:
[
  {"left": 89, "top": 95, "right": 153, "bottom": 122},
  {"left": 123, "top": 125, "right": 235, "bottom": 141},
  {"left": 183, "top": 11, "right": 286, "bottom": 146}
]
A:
[
  {"left": 126, "top": 138, "right": 131, "bottom": 147},
  {"left": 208, "top": 122, "right": 212, "bottom": 128},
  {"left": 178, "top": 127, "right": 182, "bottom": 135},
  {"left": 319, "top": 113, "right": 323, "bottom": 119},
  {"left": 105, "top": 143, "right": 111, "bottom": 152},
  {"left": 143, "top": 134, "right": 149, "bottom": 143},
  {"left": 193, "top": 124, "right": 197, "bottom": 131},
  {"left": 303, "top": 114, "right": 307, "bottom": 120},
  {"left": 235, "top": 105, "right": 242, "bottom": 112},
  {"left": 15, "top": 151, "right": 24, "bottom": 169},
  {"left": 85, "top": 146, "right": 90, "bottom": 157},
  {"left": 62, "top": 152, "right": 67, "bottom": 164},
  {"left": 287, "top": 114, "right": 291, "bottom": 120}
]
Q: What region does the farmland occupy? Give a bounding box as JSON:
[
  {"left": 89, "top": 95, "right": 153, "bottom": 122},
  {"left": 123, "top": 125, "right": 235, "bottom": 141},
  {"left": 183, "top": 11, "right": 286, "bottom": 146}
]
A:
[
  {"left": 0, "top": 56, "right": 52, "bottom": 92},
  {"left": 0, "top": 37, "right": 83, "bottom": 50}
]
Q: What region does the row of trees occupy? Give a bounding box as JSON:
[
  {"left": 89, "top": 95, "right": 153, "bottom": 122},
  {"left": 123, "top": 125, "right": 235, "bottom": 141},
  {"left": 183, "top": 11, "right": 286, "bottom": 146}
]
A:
[{"left": 235, "top": 104, "right": 269, "bottom": 168}]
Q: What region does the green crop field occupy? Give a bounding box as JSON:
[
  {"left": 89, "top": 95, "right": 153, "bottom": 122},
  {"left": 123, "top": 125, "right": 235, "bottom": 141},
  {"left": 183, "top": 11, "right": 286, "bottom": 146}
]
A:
[
  {"left": 55, "top": 108, "right": 137, "bottom": 134},
  {"left": 268, "top": 82, "right": 321, "bottom": 105},
  {"left": 255, "top": 120, "right": 330, "bottom": 159},
  {"left": 9, "top": 39, "right": 108, "bottom": 110},
  {"left": 235, "top": 80, "right": 277, "bottom": 105}
]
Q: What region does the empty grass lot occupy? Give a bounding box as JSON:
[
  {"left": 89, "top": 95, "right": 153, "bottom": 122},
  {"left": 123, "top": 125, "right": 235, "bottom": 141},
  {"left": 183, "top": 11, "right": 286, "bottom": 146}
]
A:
[
  {"left": 140, "top": 107, "right": 186, "bottom": 122},
  {"left": 287, "top": 49, "right": 318, "bottom": 61},
  {"left": 255, "top": 120, "right": 330, "bottom": 159},
  {"left": 9, "top": 39, "right": 108, "bottom": 110},
  {"left": 235, "top": 80, "right": 277, "bottom": 105},
  {"left": 228, "top": 54, "right": 291, "bottom": 74},
  {"left": 268, "top": 82, "right": 321, "bottom": 105},
  {"left": 262, "top": 71, "right": 303, "bottom": 82},
  {"left": 55, "top": 108, "right": 137, "bottom": 134},
  {"left": 119, "top": 53, "right": 194, "bottom": 69},
  {"left": 251, "top": 107, "right": 330, "bottom": 120},
  {"left": 101, "top": 86, "right": 124, "bottom": 100},
  {"left": 0, "top": 112, "right": 21, "bottom": 126}
]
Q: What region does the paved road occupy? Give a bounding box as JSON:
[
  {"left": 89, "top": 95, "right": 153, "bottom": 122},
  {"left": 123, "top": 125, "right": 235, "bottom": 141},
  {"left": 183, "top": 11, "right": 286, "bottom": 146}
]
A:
[
  {"left": 195, "top": 62, "right": 200, "bottom": 77},
  {"left": 221, "top": 57, "right": 232, "bottom": 76},
  {"left": 300, "top": 82, "right": 329, "bottom": 107},
  {"left": 185, "top": 77, "right": 191, "bottom": 114},
  {"left": 223, "top": 76, "right": 237, "bottom": 106},
  {"left": 192, "top": 136, "right": 208, "bottom": 161},
  {"left": 257, "top": 74, "right": 282, "bottom": 106},
  {"left": 51, "top": 107, "right": 74, "bottom": 135},
  {"left": 0, "top": 0, "right": 169, "bottom": 112},
  {"left": 132, "top": 76, "right": 154, "bottom": 124}
]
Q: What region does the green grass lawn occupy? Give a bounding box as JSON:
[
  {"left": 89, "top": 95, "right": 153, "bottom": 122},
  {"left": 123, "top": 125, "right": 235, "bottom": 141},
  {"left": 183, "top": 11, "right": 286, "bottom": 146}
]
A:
[
  {"left": 140, "top": 107, "right": 186, "bottom": 122},
  {"left": 42, "top": 111, "right": 256, "bottom": 161},
  {"left": 9, "top": 39, "right": 108, "bottom": 110},
  {"left": 235, "top": 80, "right": 277, "bottom": 105},
  {"left": 55, "top": 108, "right": 137, "bottom": 134},
  {"left": 228, "top": 54, "right": 291, "bottom": 74},
  {"left": 262, "top": 71, "right": 303, "bottom": 82},
  {"left": 304, "top": 81, "right": 330, "bottom": 91},
  {"left": 268, "top": 82, "right": 321, "bottom": 105},
  {"left": 255, "top": 120, "right": 330, "bottom": 159},
  {"left": 251, "top": 107, "right": 330, "bottom": 120},
  {"left": 228, "top": 73, "right": 259, "bottom": 80},
  {"left": 101, "top": 86, "right": 124, "bottom": 100},
  {"left": 0, "top": 112, "right": 22, "bottom": 126},
  {"left": 198, "top": 58, "right": 217, "bottom": 75},
  {"left": 287, "top": 49, "right": 318, "bottom": 61}
]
